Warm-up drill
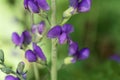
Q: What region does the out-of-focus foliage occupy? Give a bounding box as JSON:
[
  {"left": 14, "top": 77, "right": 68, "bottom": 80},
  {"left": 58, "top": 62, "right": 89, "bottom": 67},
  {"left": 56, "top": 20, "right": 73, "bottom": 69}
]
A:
[{"left": 0, "top": 0, "right": 120, "bottom": 80}]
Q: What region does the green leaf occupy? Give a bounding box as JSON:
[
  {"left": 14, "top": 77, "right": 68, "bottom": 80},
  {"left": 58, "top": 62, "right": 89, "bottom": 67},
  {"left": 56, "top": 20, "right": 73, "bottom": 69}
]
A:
[{"left": 1, "top": 67, "right": 13, "bottom": 74}]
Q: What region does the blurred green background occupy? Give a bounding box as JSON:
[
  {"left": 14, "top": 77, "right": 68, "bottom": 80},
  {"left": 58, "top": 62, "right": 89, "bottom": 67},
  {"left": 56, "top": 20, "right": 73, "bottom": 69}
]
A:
[{"left": 1, "top": 0, "right": 120, "bottom": 80}]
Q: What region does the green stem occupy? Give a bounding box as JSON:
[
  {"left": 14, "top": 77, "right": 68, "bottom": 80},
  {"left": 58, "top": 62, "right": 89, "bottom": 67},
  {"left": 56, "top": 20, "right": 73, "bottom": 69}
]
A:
[
  {"left": 30, "top": 13, "right": 40, "bottom": 80},
  {"left": 51, "top": 0, "right": 57, "bottom": 80},
  {"left": 33, "top": 63, "right": 40, "bottom": 80}
]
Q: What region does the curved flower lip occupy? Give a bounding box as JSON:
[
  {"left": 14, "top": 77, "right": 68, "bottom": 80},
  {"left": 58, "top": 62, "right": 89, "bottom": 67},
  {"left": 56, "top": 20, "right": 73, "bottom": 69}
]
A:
[
  {"left": 47, "top": 25, "right": 62, "bottom": 38},
  {"left": 25, "top": 50, "right": 37, "bottom": 62},
  {"left": 5, "top": 75, "right": 20, "bottom": 80},
  {"left": 33, "top": 43, "right": 46, "bottom": 61},
  {"left": 36, "top": 0, "right": 50, "bottom": 11},
  {"left": 28, "top": 0, "right": 40, "bottom": 13}
]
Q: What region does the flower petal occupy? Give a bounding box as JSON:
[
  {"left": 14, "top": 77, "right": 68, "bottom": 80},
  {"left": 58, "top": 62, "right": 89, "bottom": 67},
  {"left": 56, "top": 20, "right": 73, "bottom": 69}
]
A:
[
  {"left": 69, "top": 41, "right": 79, "bottom": 56},
  {"left": 33, "top": 43, "right": 46, "bottom": 61},
  {"left": 62, "top": 24, "right": 74, "bottom": 34},
  {"left": 38, "top": 21, "right": 45, "bottom": 34},
  {"left": 78, "top": 0, "right": 91, "bottom": 12},
  {"left": 28, "top": 0, "right": 40, "bottom": 13},
  {"left": 25, "top": 50, "right": 37, "bottom": 62},
  {"left": 58, "top": 33, "right": 67, "bottom": 44},
  {"left": 5, "top": 75, "right": 20, "bottom": 80},
  {"left": 69, "top": 0, "right": 79, "bottom": 9},
  {"left": 22, "top": 30, "right": 32, "bottom": 45},
  {"left": 24, "top": 0, "right": 29, "bottom": 9},
  {"left": 110, "top": 54, "right": 120, "bottom": 62},
  {"left": 37, "top": 0, "right": 50, "bottom": 11},
  {"left": 47, "top": 26, "right": 62, "bottom": 38},
  {"left": 12, "top": 32, "right": 22, "bottom": 46},
  {"left": 78, "top": 48, "right": 90, "bottom": 60}
]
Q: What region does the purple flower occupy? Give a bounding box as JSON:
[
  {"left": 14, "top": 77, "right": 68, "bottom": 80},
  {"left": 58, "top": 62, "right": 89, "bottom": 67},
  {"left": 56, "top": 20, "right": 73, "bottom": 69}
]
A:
[
  {"left": 36, "top": 0, "right": 50, "bottom": 11},
  {"left": 47, "top": 24, "right": 74, "bottom": 44},
  {"left": 5, "top": 75, "right": 20, "bottom": 80},
  {"left": 110, "top": 54, "right": 120, "bottom": 62},
  {"left": 25, "top": 50, "right": 37, "bottom": 62},
  {"left": 71, "top": 48, "right": 90, "bottom": 63},
  {"left": 12, "top": 32, "right": 22, "bottom": 46},
  {"left": 25, "top": 43, "right": 46, "bottom": 62},
  {"left": 68, "top": 40, "right": 90, "bottom": 63},
  {"left": 70, "top": 0, "right": 91, "bottom": 13},
  {"left": 28, "top": 0, "right": 40, "bottom": 13},
  {"left": 21, "top": 30, "right": 32, "bottom": 45},
  {"left": 24, "top": 0, "right": 50, "bottom": 13},
  {"left": 31, "top": 21, "right": 46, "bottom": 34},
  {"left": 33, "top": 43, "right": 46, "bottom": 61},
  {"left": 12, "top": 30, "right": 32, "bottom": 48}
]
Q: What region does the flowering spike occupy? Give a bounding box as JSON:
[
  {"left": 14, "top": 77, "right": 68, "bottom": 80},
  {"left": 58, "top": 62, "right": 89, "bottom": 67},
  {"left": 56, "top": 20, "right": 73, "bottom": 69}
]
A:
[
  {"left": 12, "top": 32, "right": 22, "bottom": 46},
  {"left": 33, "top": 43, "right": 46, "bottom": 61},
  {"left": 36, "top": 0, "right": 50, "bottom": 11},
  {"left": 25, "top": 50, "right": 37, "bottom": 62},
  {"left": 62, "top": 24, "right": 74, "bottom": 34},
  {"left": 47, "top": 26, "right": 62, "bottom": 38},
  {"left": 110, "top": 54, "right": 120, "bottom": 62},
  {"left": 28, "top": 0, "right": 40, "bottom": 13}
]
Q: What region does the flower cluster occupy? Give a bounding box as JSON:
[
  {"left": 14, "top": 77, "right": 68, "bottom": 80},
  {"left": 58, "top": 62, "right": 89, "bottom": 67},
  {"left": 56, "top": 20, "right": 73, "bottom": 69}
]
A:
[
  {"left": 47, "top": 24, "right": 74, "bottom": 44},
  {"left": 24, "top": 0, "right": 50, "bottom": 13},
  {"left": 25, "top": 43, "right": 46, "bottom": 62},
  {"left": 68, "top": 40, "right": 90, "bottom": 63},
  {"left": 47, "top": 24, "right": 90, "bottom": 63},
  {"left": 12, "top": 30, "right": 32, "bottom": 48},
  {"left": 12, "top": 21, "right": 46, "bottom": 63}
]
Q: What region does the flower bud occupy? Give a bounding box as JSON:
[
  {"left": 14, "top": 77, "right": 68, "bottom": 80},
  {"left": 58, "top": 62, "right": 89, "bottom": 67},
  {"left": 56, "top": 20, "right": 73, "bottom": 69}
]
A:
[
  {"left": 64, "top": 57, "right": 74, "bottom": 65},
  {"left": 17, "top": 62, "right": 25, "bottom": 74}
]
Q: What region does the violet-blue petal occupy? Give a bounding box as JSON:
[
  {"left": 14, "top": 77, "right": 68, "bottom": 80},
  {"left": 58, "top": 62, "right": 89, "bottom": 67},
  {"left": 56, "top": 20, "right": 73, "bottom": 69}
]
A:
[
  {"left": 69, "top": 0, "right": 79, "bottom": 9},
  {"left": 38, "top": 21, "right": 45, "bottom": 34},
  {"left": 5, "top": 75, "right": 20, "bottom": 80},
  {"left": 28, "top": 0, "right": 40, "bottom": 13},
  {"left": 62, "top": 24, "right": 74, "bottom": 34},
  {"left": 24, "top": 0, "right": 29, "bottom": 9},
  {"left": 25, "top": 50, "right": 37, "bottom": 62},
  {"left": 110, "top": 54, "right": 120, "bottom": 62},
  {"left": 33, "top": 43, "right": 46, "bottom": 61},
  {"left": 78, "top": 0, "right": 91, "bottom": 12},
  {"left": 37, "top": 0, "right": 50, "bottom": 11},
  {"left": 69, "top": 42, "right": 79, "bottom": 55},
  {"left": 78, "top": 48, "right": 90, "bottom": 60},
  {"left": 22, "top": 30, "right": 32, "bottom": 45},
  {"left": 58, "top": 33, "right": 67, "bottom": 44},
  {"left": 47, "top": 26, "right": 62, "bottom": 38},
  {"left": 31, "top": 25, "right": 38, "bottom": 34},
  {"left": 12, "top": 32, "right": 22, "bottom": 46}
]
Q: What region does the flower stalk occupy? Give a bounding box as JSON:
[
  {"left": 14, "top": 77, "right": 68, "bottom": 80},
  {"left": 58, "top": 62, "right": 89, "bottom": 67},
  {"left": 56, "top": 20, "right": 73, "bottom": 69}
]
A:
[{"left": 51, "top": 0, "right": 57, "bottom": 80}]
